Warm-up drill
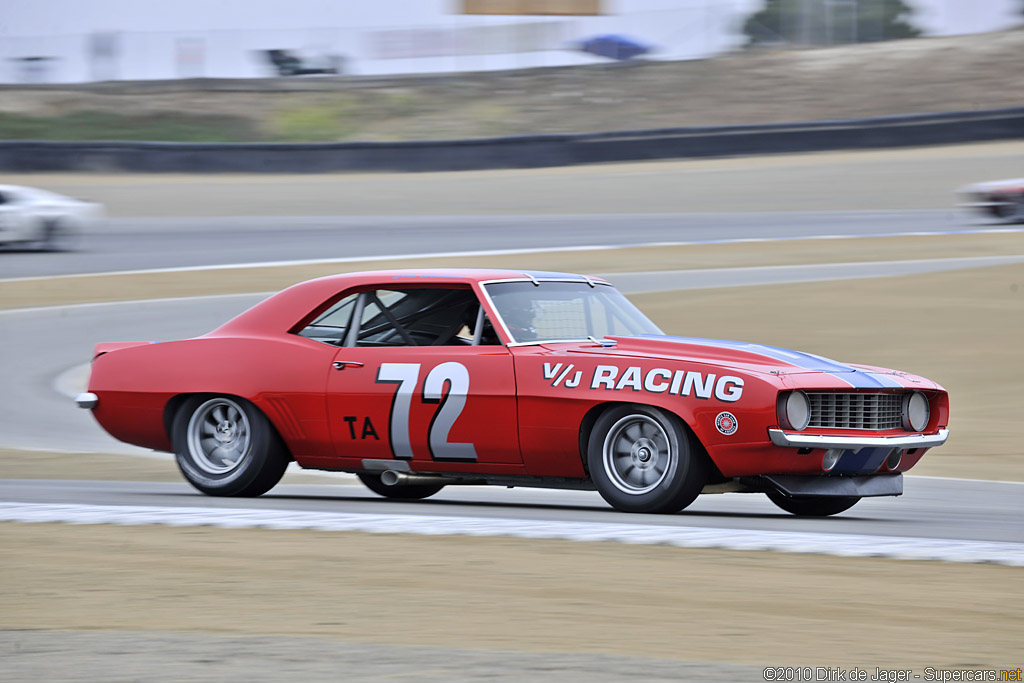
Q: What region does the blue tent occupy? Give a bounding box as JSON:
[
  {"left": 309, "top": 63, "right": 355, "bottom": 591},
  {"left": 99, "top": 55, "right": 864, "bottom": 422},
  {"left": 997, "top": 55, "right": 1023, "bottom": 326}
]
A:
[{"left": 578, "top": 34, "right": 651, "bottom": 61}]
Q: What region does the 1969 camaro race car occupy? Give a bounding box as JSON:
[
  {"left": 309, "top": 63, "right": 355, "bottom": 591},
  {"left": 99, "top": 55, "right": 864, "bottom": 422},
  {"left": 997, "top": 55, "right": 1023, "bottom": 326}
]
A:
[{"left": 77, "top": 269, "right": 949, "bottom": 516}]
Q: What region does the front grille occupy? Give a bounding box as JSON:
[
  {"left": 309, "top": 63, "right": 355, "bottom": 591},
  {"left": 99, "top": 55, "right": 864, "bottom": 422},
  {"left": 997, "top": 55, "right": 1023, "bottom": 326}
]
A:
[{"left": 807, "top": 392, "right": 903, "bottom": 430}]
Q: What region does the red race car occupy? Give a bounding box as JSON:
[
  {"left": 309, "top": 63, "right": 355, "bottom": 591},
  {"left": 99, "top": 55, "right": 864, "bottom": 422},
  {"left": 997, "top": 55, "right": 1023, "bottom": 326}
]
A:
[{"left": 77, "top": 269, "right": 949, "bottom": 516}]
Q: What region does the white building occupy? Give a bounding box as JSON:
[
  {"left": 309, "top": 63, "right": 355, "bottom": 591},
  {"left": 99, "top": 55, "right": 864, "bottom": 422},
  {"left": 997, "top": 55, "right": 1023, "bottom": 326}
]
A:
[{"left": 1, "top": 0, "right": 1019, "bottom": 83}]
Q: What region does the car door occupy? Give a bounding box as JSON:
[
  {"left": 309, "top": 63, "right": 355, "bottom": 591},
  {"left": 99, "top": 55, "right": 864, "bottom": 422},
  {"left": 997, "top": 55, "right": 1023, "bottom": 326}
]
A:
[
  {"left": 0, "top": 190, "right": 28, "bottom": 243},
  {"left": 323, "top": 286, "right": 522, "bottom": 473}
]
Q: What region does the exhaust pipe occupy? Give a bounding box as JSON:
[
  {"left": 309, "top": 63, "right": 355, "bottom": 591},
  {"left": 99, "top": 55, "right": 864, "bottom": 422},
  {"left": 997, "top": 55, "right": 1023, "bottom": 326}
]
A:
[{"left": 379, "top": 471, "right": 451, "bottom": 487}]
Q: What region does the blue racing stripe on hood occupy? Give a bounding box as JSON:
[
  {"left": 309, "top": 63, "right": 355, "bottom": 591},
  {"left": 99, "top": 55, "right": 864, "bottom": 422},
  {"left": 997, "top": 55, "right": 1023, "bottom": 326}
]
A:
[
  {"left": 642, "top": 335, "right": 901, "bottom": 389},
  {"left": 795, "top": 349, "right": 904, "bottom": 389}
]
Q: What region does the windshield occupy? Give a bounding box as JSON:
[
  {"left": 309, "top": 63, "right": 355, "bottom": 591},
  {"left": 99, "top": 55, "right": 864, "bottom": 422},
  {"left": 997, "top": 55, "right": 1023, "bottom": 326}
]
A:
[{"left": 484, "top": 281, "right": 662, "bottom": 343}]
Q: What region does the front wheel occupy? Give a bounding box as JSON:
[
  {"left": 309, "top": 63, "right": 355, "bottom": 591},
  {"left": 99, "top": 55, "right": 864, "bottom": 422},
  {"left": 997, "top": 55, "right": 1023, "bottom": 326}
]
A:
[
  {"left": 39, "top": 219, "right": 78, "bottom": 252},
  {"left": 357, "top": 472, "right": 445, "bottom": 500},
  {"left": 765, "top": 489, "right": 860, "bottom": 517},
  {"left": 172, "top": 396, "right": 290, "bottom": 497},
  {"left": 587, "top": 405, "right": 707, "bottom": 514}
]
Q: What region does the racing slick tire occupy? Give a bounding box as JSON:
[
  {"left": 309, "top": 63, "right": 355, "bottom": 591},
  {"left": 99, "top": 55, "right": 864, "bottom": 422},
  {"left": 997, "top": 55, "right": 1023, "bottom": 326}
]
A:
[
  {"left": 587, "top": 404, "right": 707, "bottom": 514},
  {"left": 765, "top": 489, "right": 860, "bottom": 517},
  {"left": 172, "top": 395, "right": 290, "bottom": 497},
  {"left": 357, "top": 472, "right": 445, "bottom": 500}
]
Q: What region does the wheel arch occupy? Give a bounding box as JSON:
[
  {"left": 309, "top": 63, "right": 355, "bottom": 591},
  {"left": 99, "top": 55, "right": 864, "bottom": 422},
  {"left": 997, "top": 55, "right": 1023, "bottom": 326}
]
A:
[
  {"left": 163, "top": 392, "right": 294, "bottom": 462},
  {"left": 577, "top": 400, "right": 723, "bottom": 482}
]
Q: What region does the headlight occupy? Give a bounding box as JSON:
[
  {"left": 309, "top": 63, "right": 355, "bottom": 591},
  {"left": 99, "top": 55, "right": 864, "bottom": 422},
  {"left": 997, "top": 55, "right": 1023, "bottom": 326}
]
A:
[
  {"left": 779, "top": 391, "right": 810, "bottom": 431},
  {"left": 902, "top": 391, "right": 930, "bottom": 432}
]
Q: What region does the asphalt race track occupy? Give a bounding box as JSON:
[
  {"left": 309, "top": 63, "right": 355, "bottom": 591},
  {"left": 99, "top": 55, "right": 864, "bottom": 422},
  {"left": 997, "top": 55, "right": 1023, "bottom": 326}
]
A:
[
  {"left": 2, "top": 477, "right": 1022, "bottom": 546},
  {"left": 0, "top": 209, "right": 985, "bottom": 279},
  {"left": 3, "top": 206, "right": 1024, "bottom": 564}
]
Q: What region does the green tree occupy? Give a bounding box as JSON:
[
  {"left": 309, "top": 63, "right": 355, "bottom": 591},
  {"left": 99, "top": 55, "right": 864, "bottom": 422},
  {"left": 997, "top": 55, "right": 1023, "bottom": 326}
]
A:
[{"left": 743, "top": 0, "right": 921, "bottom": 46}]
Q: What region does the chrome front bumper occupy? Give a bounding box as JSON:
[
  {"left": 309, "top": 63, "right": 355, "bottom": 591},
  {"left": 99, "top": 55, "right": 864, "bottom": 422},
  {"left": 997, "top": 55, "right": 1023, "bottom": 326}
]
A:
[{"left": 768, "top": 428, "right": 949, "bottom": 450}]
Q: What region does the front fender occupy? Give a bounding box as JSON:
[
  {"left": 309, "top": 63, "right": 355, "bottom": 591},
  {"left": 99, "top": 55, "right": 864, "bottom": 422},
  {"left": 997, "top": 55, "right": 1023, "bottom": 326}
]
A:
[{"left": 511, "top": 346, "right": 779, "bottom": 476}]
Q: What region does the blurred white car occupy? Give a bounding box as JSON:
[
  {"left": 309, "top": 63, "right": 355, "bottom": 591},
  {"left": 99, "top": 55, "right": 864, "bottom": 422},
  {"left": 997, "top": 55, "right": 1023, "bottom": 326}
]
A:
[
  {"left": 958, "top": 178, "right": 1024, "bottom": 223},
  {"left": 0, "top": 185, "right": 104, "bottom": 250}
]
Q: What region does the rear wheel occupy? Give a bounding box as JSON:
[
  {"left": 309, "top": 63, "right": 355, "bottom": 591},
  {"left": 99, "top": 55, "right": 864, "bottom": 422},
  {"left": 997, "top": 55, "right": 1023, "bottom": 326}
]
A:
[
  {"left": 1010, "top": 194, "right": 1024, "bottom": 223},
  {"left": 357, "top": 472, "right": 445, "bottom": 500},
  {"left": 994, "top": 193, "right": 1024, "bottom": 222},
  {"left": 587, "top": 405, "right": 707, "bottom": 514},
  {"left": 765, "top": 489, "right": 860, "bottom": 517},
  {"left": 172, "top": 396, "right": 289, "bottom": 497}
]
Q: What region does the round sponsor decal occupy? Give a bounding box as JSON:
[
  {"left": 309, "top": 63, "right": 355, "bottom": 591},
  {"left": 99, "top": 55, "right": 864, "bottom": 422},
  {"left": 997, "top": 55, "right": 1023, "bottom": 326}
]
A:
[{"left": 715, "top": 411, "right": 738, "bottom": 436}]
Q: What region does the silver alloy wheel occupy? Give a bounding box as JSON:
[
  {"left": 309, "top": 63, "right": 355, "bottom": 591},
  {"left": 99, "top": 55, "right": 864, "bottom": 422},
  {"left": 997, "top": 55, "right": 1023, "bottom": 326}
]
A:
[
  {"left": 602, "top": 414, "right": 674, "bottom": 495},
  {"left": 186, "top": 398, "right": 252, "bottom": 475}
]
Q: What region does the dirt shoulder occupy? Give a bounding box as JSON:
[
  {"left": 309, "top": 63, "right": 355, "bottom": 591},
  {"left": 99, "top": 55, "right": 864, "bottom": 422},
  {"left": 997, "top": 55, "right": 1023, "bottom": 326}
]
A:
[
  {"left": 1, "top": 30, "right": 1022, "bottom": 142},
  {"left": 1, "top": 522, "right": 1019, "bottom": 670},
  {"left": 5, "top": 231, "right": 1022, "bottom": 309},
  {"left": 2, "top": 141, "right": 1020, "bottom": 218}
]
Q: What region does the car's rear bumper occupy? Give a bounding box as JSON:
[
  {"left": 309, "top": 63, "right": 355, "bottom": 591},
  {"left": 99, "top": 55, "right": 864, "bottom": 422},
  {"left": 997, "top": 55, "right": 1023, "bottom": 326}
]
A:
[
  {"left": 767, "top": 428, "right": 949, "bottom": 450},
  {"left": 75, "top": 392, "right": 98, "bottom": 409}
]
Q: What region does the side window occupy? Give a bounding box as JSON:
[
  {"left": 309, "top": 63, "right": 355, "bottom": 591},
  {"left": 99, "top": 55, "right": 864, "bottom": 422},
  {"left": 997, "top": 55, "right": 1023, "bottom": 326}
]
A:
[
  {"left": 357, "top": 288, "right": 489, "bottom": 347},
  {"left": 297, "top": 293, "right": 357, "bottom": 346},
  {"left": 297, "top": 287, "right": 501, "bottom": 347}
]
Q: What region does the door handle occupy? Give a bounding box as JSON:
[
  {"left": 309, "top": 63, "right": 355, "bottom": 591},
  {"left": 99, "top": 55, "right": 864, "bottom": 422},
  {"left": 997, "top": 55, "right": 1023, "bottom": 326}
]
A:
[{"left": 333, "top": 360, "right": 365, "bottom": 370}]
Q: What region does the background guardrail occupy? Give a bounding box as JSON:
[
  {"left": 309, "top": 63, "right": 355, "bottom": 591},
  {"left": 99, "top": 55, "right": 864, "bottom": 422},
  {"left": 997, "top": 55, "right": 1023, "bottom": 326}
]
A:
[{"left": 1, "top": 107, "right": 1021, "bottom": 173}]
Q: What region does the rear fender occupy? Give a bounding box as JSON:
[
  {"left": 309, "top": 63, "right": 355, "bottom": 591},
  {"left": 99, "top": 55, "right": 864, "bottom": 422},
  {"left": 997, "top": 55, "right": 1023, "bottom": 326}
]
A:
[{"left": 93, "top": 341, "right": 152, "bottom": 359}]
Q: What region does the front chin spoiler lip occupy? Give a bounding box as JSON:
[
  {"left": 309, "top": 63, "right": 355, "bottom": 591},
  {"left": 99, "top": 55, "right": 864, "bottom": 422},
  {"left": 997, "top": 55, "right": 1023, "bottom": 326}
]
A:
[{"left": 768, "top": 428, "right": 949, "bottom": 450}]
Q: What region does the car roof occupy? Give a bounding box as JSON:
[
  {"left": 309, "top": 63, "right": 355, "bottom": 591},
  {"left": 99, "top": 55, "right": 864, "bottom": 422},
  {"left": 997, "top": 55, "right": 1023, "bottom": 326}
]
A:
[
  {"left": 0, "top": 185, "right": 68, "bottom": 200},
  {"left": 307, "top": 268, "right": 605, "bottom": 285},
  {"left": 211, "top": 268, "right": 610, "bottom": 336}
]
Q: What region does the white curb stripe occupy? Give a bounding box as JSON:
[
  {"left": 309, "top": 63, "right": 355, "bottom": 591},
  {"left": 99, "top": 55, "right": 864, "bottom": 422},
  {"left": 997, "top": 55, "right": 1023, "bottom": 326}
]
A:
[{"left": 1, "top": 502, "right": 1021, "bottom": 566}]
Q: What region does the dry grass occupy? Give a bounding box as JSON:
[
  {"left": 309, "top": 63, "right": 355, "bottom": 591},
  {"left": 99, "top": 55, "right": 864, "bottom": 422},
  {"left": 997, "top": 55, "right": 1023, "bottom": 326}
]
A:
[
  {"left": 2, "top": 30, "right": 1022, "bottom": 141},
  {"left": 1, "top": 523, "right": 1019, "bottom": 667}
]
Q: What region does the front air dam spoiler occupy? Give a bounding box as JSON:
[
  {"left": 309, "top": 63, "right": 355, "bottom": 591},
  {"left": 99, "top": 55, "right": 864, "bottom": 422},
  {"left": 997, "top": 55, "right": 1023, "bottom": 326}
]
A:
[{"left": 761, "top": 473, "right": 903, "bottom": 498}]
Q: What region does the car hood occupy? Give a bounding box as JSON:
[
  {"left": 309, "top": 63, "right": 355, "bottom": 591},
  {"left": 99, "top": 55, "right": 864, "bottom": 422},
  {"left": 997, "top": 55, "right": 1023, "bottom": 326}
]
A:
[{"left": 563, "top": 335, "right": 935, "bottom": 390}]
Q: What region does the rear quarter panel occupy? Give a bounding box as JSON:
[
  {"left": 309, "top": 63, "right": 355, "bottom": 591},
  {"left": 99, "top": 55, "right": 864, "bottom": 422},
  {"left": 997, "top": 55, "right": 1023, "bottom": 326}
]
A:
[{"left": 88, "top": 334, "right": 337, "bottom": 458}]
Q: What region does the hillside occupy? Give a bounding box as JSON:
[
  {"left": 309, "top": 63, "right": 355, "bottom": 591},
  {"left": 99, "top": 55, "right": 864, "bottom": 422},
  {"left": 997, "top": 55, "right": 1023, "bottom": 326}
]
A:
[{"left": 1, "top": 29, "right": 1021, "bottom": 142}]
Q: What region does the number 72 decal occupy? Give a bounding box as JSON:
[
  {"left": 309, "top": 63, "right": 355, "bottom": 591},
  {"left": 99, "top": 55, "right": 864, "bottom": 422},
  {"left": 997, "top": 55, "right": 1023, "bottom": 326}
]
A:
[{"left": 376, "top": 362, "right": 478, "bottom": 461}]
